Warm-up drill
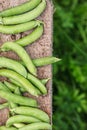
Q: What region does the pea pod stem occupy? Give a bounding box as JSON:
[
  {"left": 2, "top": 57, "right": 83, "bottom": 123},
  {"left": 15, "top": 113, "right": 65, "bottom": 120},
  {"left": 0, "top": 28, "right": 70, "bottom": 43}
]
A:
[
  {"left": 19, "top": 122, "right": 52, "bottom": 130},
  {"left": 6, "top": 115, "right": 40, "bottom": 127},
  {"left": 11, "top": 106, "right": 50, "bottom": 123},
  {"left": 0, "top": 0, "right": 41, "bottom": 17},
  {"left": 27, "top": 73, "right": 47, "bottom": 94},
  {"left": 0, "top": 0, "right": 46, "bottom": 25},
  {"left": 0, "top": 57, "right": 27, "bottom": 77},
  {"left": 0, "top": 90, "right": 37, "bottom": 107},
  {"left": 1, "top": 42, "right": 37, "bottom": 76},
  {"left": 15, "top": 24, "right": 43, "bottom": 46},
  {"left": 0, "top": 20, "right": 41, "bottom": 34}
]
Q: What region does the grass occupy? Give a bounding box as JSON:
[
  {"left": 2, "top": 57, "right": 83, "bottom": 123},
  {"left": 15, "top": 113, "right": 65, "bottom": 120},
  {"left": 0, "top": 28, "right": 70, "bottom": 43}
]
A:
[{"left": 53, "top": 0, "right": 87, "bottom": 129}]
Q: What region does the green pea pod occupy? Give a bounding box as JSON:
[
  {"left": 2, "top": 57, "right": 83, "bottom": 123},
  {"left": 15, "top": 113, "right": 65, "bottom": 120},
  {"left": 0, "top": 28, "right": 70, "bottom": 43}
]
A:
[
  {"left": 15, "top": 24, "right": 43, "bottom": 46},
  {"left": 0, "top": 20, "right": 40, "bottom": 34},
  {"left": 0, "top": 69, "right": 40, "bottom": 96},
  {"left": 0, "top": 0, "right": 41, "bottom": 17},
  {"left": 6, "top": 115, "right": 40, "bottom": 127},
  {"left": 0, "top": 90, "right": 37, "bottom": 107},
  {"left": 19, "top": 122, "right": 52, "bottom": 130},
  {"left": 33, "top": 56, "right": 61, "bottom": 66},
  {"left": 12, "top": 107, "right": 50, "bottom": 123},
  {"left": 27, "top": 73, "right": 47, "bottom": 94},
  {"left": 0, "top": 126, "right": 17, "bottom": 130},
  {"left": 0, "top": 0, "right": 46, "bottom": 25},
  {"left": 20, "top": 57, "right": 61, "bottom": 67},
  {"left": 0, "top": 57, "right": 27, "bottom": 77},
  {"left": 1, "top": 42, "right": 37, "bottom": 76}
]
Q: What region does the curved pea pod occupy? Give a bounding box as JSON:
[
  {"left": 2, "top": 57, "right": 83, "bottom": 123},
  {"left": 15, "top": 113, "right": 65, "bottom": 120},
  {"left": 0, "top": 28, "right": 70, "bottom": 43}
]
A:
[
  {"left": 0, "top": 90, "right": 37, "bottom": 107},
  {"left": 1, "top": 42, "right": 37, "bottom": 76},
  {"left": 11, "top": 107, "right": 50, "bottom": 123},
  {"left": 0, "top": 126, "right": 17, "bottom": 130},
  {"left": 0, "top": 69, "right": 40, "bottom": 96},
  {"left": 27, "top": 73, "right": 47, "bottom": 94},
  {"left": 0, "top": 0, "right": 41, "bottom": 17},
  {"left": 6, "top": 115, "right": 40, "bottom": 127},
  {"left": 0, "top": 57, "right": 27, "bottom": 77},
  {"left": 19, "top": 122, "right": 52, "bottom": 130},
  {"left": 0, "top": 20, "right": 40, "bottom": 34},
  {"left": 0, "top": 0, "right": 46, "bottom": 25},
  {"left": 15, "top": 24, "right": 43, "bottom": 46}
]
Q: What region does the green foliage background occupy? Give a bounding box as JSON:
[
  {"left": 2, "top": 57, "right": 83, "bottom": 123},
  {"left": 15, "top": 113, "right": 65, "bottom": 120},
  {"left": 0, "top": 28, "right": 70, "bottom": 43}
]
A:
[{"left": 53, "top": 0, "right": 87, "bottom": 130}]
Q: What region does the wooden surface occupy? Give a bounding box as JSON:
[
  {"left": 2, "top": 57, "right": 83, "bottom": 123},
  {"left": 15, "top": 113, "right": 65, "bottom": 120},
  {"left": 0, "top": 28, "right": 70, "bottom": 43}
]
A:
[{"left": 0, "top": 0, "right": 53, "bottom": 125}]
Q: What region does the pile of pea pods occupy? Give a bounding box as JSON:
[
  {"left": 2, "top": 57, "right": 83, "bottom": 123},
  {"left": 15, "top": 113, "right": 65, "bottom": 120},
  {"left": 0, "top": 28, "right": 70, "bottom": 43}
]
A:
[{"left": 0, "top": 0, "right": 60, "bottom": 129}]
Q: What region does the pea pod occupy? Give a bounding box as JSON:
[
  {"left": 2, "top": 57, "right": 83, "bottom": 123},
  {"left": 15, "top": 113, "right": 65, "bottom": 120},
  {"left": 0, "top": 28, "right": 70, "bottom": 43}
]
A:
[
  {"left": 6, "top": 115, "right": 40, "bottom": 127},
  {"left": 0, "top": 57, "right": 27, "bottom": 77},
  {"left": 0, "top": 0, "right": 46, "bottom": 25},
  {"left": 33, "top": 56, "right": 61, "bottom": 66},
  {"left": 0, "top": 69, "right": 40, "bottom": 96},
  {"left": 0, "top": 20, "right": 40, "bottom": 34},
  {"left": 27, "top": 73, "right": 47, "bottom": 94},
  {"left": 20, "top": 57, "right": 61, "bottom": 67},
  {"left": 0, "top": 126, "right": 17, "bottom": 130},
  {"left": 0, "top": 0, "right": 41, "bottom": 17},
  {"left": 0, "top": 90, "right": 37, "bottom": 107},
  {"left": 19, "top": 122, "right": 52, "bottom": 130},
  {"left": 1, "top": 42, "right": 37, "bottom": 76},
  {"left": 15, "top": 24, "right": 43, "bottom": 46},
  {"left": 12, "top": 107, "right": 50, "bottom": 123}
]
